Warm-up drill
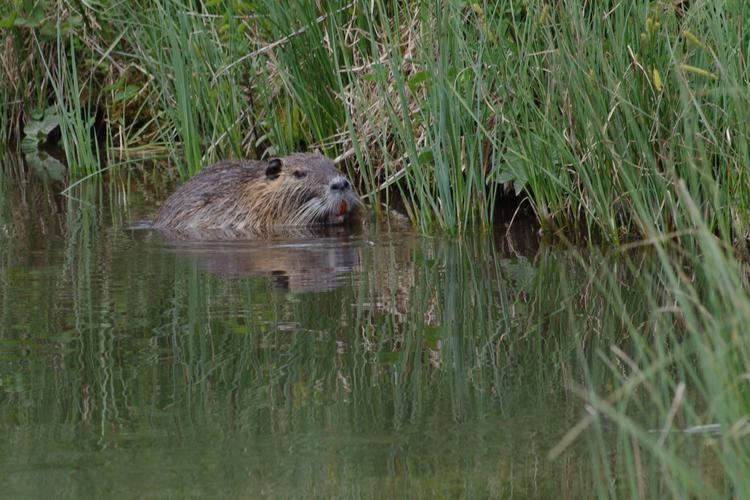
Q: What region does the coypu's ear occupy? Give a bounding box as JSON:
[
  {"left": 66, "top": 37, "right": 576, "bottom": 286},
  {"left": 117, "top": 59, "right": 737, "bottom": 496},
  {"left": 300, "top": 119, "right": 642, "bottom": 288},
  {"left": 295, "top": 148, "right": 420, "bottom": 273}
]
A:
[{"left": 265, "top": 158, "right": 282, "bottom": 180}]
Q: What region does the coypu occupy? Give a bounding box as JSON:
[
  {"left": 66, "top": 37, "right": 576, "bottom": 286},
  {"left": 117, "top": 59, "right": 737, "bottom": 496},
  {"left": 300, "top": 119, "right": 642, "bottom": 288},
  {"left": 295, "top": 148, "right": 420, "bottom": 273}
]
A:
[{"left": 153, "top": 153, "right": 362, "bottom": 232}]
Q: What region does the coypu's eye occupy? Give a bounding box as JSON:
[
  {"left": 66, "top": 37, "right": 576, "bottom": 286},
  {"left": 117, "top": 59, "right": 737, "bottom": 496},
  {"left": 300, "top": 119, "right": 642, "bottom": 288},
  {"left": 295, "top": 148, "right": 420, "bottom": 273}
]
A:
[{"left": 293, "top": 170, "right": 307, "bottom": 179}]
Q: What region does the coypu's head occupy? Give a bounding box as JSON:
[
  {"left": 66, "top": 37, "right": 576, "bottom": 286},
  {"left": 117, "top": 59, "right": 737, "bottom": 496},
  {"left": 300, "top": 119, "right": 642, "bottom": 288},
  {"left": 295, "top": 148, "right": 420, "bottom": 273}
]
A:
[{"left": 246, "top": 153, "right": 362, "bottom": 227}]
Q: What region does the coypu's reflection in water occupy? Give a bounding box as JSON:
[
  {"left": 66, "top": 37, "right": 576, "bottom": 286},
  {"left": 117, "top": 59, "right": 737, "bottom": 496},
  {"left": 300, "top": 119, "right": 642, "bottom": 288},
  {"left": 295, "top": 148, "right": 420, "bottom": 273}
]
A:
[{"left": 156, "top": 225, "right": 363, "bottom": 292}]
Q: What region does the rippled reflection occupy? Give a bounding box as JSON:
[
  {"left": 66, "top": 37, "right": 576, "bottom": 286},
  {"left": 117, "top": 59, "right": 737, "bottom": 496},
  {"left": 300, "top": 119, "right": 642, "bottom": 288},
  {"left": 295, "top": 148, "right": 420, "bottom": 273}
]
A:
[{"left": 0, "top": 153, "right": 632, "bottom": 498}]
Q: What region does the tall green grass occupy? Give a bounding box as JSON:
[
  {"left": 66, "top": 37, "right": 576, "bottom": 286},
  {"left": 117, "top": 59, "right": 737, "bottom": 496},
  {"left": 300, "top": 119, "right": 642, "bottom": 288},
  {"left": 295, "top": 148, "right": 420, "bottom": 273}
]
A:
[
  {"left": 4, "top": 0, "right": 748, "bottom": 237},
  {"left": 571, "top": 193, "right": 750, "bottom": 497}
]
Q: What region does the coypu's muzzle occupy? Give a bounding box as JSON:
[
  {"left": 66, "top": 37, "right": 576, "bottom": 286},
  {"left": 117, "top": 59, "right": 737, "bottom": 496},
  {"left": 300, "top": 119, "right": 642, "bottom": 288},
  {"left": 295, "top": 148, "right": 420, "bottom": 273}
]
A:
[{"left": 325, "top": 175, "right": 361, "bottom": 225}]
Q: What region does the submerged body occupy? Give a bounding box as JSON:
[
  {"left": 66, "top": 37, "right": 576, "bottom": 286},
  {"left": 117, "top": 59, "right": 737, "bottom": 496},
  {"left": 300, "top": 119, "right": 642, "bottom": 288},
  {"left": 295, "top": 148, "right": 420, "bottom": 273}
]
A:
[{"left": 153, "top": 153, "right": 362, "bottom": 232}]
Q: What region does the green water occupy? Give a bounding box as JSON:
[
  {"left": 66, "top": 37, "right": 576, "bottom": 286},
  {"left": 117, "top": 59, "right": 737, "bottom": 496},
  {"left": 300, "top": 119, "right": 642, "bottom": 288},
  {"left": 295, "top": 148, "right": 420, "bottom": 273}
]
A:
[{"left": 0, "top": 156, "right": 605, "bottom": 498}]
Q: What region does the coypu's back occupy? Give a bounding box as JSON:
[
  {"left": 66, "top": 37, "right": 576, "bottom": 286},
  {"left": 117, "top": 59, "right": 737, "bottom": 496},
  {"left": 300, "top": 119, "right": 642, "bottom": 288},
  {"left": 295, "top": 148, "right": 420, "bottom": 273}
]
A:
[{"left": 153, "top": 153, "right": 361, "bottom": 232}]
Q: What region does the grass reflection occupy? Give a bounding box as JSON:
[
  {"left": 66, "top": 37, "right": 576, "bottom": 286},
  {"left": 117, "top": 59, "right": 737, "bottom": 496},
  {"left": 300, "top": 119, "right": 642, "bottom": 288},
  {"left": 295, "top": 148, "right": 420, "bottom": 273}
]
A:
[
  {"left": 0, "top": 171, "right": 600, "bottom": 497},
  {"left": 2, "top": 161, "right": 747, "bottom": 497}
]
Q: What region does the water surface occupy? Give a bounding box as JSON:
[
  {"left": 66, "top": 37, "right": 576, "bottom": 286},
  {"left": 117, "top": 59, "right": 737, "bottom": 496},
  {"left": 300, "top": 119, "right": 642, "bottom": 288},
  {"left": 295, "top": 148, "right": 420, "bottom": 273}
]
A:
[{"left": 1, "top": 155, "right": 603, "bottom": 498}]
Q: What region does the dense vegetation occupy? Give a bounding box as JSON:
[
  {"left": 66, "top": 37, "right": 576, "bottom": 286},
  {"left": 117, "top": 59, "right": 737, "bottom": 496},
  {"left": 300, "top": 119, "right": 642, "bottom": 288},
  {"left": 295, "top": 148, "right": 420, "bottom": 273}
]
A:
[
  {"left": 3, "top": 0, "right": 749, "bottom": 238},
  {"left": 3, "top": 0, "right": 750, "bottom": 496}
]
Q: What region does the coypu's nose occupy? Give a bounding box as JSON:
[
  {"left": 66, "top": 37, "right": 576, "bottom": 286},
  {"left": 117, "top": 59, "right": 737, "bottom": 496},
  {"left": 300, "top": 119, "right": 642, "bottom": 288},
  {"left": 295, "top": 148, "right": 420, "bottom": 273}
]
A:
[{"left": 330, "top": 178, "right": 350, "bottom": 192}]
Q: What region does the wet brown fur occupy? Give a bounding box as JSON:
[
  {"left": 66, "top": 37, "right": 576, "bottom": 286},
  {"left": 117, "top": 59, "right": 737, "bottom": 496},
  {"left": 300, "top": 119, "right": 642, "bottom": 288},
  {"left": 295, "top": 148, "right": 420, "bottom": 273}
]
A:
[{"left": 153, "top": 153, "right": 361, "bottom": 231}]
